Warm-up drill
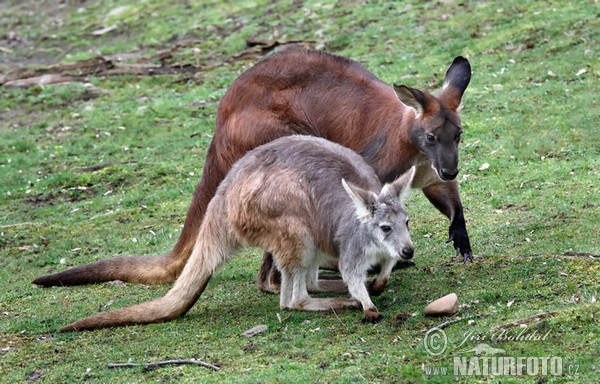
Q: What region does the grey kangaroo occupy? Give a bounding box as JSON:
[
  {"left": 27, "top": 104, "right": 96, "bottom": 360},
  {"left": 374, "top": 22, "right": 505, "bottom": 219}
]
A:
[{"left": 57, "top": 136, "right": 415, "bottom": 331}]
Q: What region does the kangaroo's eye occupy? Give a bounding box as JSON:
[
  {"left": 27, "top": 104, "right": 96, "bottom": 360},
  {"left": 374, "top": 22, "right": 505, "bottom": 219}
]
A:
[
  {"left": 426, "top": 133, "right": 436, "bottom": 143},
  {"left": 380, "top": 225, "right": 392, "bottom": 233}
]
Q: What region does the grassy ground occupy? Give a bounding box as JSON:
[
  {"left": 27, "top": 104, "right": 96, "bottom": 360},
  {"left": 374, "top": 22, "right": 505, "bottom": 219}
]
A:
[{"left": 1, "top": 0, "right": 598, "bottom": 382}]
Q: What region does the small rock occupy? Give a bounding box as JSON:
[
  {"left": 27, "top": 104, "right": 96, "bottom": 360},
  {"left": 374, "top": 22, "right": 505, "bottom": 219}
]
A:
[{"left": 424, "top": 293, "right": 458, "bottom": 316}]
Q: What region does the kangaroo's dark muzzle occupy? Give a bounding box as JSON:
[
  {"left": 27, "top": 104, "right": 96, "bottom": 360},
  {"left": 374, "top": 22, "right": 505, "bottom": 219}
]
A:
[{"left": 440, "top": 168, "right": 459, "bottom": 181}]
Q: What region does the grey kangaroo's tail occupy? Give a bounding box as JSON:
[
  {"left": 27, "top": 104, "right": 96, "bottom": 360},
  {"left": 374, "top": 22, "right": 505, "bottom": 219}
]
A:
[
  {"left": 59, "top": 203, "right": 237, "bottom": 331},
  {"left": 59, "top": 274, "right": 213, "bottom": 331}
]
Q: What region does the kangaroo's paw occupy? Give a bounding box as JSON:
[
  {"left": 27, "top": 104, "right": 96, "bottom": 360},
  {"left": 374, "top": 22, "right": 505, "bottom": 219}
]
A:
[
  {"left": 368, "top": 278, "right": 389, "bottom": 297},
  {"left": 361, "top": 307, "right": 383, "bottom": 324},
  {"left": 288, "top": 297, "right": 360, "bottom": 312}
]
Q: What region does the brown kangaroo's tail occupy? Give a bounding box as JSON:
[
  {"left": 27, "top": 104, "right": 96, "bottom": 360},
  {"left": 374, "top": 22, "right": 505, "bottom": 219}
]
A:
[
  {"left": 32, "top": 253, "right": 176, "bottom": 287},
  {"left": 59, "top": 203, "right": 238, "bottom": 331},
  {"left": 33, "top": 141, "right": 230, "bottom": 287}
]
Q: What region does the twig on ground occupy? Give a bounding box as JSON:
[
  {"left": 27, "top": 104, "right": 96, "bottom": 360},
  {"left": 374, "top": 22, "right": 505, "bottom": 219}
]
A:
[
  {"left": 491, "top": 311, "right": 558, "bottom": 331},
  {"left": 108, "top": 359, "right": 220, "bottom": 372},
  {"left": 0, "top": 222, "right": 39, "bottom": 229},
  {"left": 331, "top": 308, "right": 347, "bottom": 327},
  {"left": 276, "top": 313, "right": 291, "bottom": 323},
  {"left": 88, "top": 210, "right": 119, "bottom": 221},
  {"left": 424, "top": 313, "right": 487, "bottom": 334},
  {"left": 72, "top": 161, "right": 137, "bottom": 173}
]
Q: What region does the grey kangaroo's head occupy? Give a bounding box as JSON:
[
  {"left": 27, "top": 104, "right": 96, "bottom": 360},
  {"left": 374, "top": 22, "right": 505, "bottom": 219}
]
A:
[
  {"left": 394, "top": 57, "right": 471, "bottom": 181},
  {"left": 342, "top": 167, "right": 415, "bottom": 260}
]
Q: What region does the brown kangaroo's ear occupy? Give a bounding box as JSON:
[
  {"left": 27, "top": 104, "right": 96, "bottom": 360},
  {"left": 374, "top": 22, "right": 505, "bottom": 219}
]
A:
[
  {"left": 381, "top": 166, "right": 416, "bottom": 202},
  {"left": 393, "top": 84, "right": 426, "bottom": 118},
  {"left": 439, "top": 56, "right": 471, "bottom": 110}
]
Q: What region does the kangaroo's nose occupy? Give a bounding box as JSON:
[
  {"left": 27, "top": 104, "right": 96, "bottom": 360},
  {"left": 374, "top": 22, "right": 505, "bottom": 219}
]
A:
[
  {"left": 440, "top": 168, "right": 459, "bottom": 180},
  {"left": 402, "top": 247, "right": 414, "bottom": 259}
]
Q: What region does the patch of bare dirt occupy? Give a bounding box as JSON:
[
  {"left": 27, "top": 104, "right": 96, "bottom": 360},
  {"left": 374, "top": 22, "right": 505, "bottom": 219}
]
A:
[
  {"left": 394, "top": 312, "right": 412, "bottom": 327},
  {"left": 25, "top": 187, "right": 98, "bottom": 207}
]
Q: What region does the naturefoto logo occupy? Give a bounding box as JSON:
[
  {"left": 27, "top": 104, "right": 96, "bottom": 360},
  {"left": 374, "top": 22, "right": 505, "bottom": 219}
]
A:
[
  {"left": 423, "top": 327, "right": 579, "bottom": 377},
  {"left": 454, "top": 341, "right": 562, "bottom": 377}
]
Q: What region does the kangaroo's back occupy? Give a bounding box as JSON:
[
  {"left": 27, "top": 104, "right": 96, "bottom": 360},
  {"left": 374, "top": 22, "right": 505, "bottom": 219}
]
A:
[
  {"left": 215, "top": 50, "right": 409, "bottom": 178},
  {"left": 221, "top": 136, "right": 382, "bottom": 256}
]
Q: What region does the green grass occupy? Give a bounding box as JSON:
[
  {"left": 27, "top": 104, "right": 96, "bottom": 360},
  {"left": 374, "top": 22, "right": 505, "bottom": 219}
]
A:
[{"left": 1, "top": 0, "right": 598, "bottom": 382}]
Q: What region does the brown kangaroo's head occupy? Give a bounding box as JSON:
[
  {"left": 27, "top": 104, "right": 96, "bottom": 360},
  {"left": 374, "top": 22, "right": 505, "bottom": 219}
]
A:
[{"left": 394, "top": 57, "right": 471, "bottom": 181}]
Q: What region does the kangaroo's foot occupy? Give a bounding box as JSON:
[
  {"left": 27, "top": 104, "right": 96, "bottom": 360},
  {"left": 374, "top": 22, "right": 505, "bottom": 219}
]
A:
[
  {"left": 285, "top": 297, "right": 361, "bottom": 312},
  {"left": 308, "top": 280, "right": 348, "bottom": 294}
]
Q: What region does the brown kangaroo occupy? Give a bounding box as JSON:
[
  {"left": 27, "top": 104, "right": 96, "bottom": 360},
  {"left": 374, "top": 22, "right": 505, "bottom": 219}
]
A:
[
  {"left": 33, "top": 50, "right": 472, "bottom": 292},
  {"left": 57, "top": 136, "right": 415, "bottom": 331}
]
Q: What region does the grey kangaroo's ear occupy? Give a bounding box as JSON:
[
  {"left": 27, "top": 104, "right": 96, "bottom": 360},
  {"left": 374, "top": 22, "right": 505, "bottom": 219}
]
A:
[
  {"left": 393, "top": 84, "right": 426, "bottom": 119},
  {"left": 439, "top": 56, "right": 471, "bottom": 111},
  {"left": 381, "top": 166, "right": 416, "bottom": 202},
  {"left": 342, "top": 179, "right": 377, "bottom": 221}
]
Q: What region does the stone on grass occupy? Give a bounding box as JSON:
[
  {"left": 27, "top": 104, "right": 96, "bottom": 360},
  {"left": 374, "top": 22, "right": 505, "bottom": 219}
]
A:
[{"left": 424, "top": 293, "right": 458, "bottom": 316}]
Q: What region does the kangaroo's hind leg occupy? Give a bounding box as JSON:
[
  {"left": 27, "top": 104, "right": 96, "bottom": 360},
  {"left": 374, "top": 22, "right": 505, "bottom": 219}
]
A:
[
  {"left": 281, "top": 266, "right": 359, "bottom": 312},
  {"left": 306, "top": 261, "right": 347, "bottom": 294}
]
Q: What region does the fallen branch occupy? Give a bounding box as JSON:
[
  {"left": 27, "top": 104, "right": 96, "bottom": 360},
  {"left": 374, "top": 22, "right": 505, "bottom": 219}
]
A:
[
  {"left": 518, "top": 252, "right": 599, "bottom": 259},
  {"left": 0, "top": 39, "right": 318, "bottom": 88},
  {"left": 2, "top": 74, "right": 77, "bottom": 88},
  {"left": 0, "top": 56, "right": 196, "bottom": 87},
  {"left": 491, "top": 311, "right": 558, "bottom": 331},
  {"left": 108, "top": 359, "right": 220, "bottom": 372},
  {"left": 424, "top": 313, "right": 487, "bottom": 334},
  {"left": 0, "top": 56, "right": 113, "bottom": 86},
  {"left": 331, "top": 308, "right": 347, "bottom": 327}
]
